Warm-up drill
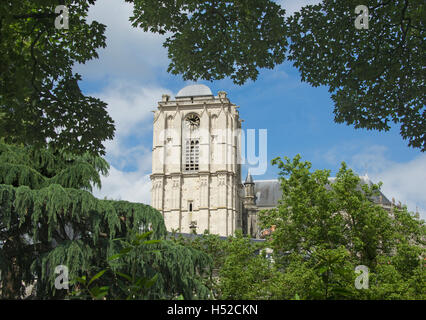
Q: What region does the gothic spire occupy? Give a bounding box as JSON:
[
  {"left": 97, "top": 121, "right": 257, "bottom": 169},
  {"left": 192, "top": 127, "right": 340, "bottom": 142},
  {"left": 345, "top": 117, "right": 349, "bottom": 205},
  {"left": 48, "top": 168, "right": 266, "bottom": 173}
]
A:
[{"left": 245, "top": 172, "right": 254, "bottom": 184}]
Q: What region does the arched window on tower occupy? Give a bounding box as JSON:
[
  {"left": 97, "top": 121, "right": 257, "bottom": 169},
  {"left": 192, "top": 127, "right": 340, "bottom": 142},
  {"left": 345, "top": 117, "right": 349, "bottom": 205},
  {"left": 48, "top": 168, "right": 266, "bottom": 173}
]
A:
[
  {"left": 166, "top": 115, "right": 173, "bottom": 128},
  {"left": 211, "top": 114, "right": 218, "bottom": 129},
  {"left": 185, "top": 139, "right": 199, "bottom": 171}
]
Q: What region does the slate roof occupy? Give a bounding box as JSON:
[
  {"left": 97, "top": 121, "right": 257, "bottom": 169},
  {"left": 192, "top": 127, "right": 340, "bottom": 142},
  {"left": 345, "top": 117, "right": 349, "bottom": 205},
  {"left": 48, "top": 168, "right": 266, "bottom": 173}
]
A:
[
  {"left": 251, "top": 176, "right": 392, "bottom": 208},
  {"left": 327, "top": 175, "right": 392, "bottom": 206},
  {"left": 253, "top": 180, "right": 282, "bottom": 207}
]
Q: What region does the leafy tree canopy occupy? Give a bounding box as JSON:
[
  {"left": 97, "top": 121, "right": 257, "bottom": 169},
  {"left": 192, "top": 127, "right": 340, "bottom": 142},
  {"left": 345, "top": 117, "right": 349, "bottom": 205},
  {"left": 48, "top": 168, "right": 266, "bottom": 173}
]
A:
[
  {"left": 2, "top": 1, "right": 423, "bottom": 153},
  {"left": 174, "top": 230, "right": 285, "bottom": 300},
  {"left": 0, "top": 142, "right": 211, "bottom": 299},
  {"left": 288, "top": 0, "right": 425, "bottom": 151},
  {"left": 127, "top": 0, "right": 288, "bottom": 85},
  {"left": 0, "top": 0, "right": 114, "bottom": 155},
  {"left": 258, "top": 154, "right": 426, "bottom": 299},
  {"left": 130, "top": 0, "right": 425, "bottom": 151},
  {"left": 162, "top": 154, "right": 426, "bottom": 300}
]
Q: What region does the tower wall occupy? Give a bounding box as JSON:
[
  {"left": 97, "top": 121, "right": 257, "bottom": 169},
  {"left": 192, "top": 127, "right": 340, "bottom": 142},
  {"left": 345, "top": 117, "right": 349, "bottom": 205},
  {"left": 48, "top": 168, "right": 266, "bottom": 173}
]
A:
[{"left": 150, "top": 87, "right": 243, "bottom": 237}]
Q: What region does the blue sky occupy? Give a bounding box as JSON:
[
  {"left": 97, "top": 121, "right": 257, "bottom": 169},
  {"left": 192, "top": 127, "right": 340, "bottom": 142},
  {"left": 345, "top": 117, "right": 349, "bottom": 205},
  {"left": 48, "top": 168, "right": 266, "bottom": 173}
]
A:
[{"left": 75, "top": 0, "right": 426, "bottom": 219}]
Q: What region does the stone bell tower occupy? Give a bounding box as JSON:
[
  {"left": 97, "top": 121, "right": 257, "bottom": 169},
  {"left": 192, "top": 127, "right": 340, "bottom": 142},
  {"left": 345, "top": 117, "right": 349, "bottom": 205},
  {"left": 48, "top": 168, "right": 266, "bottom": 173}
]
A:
[{"left": 150, "top": 84, "right": 243, "bottom": 236}]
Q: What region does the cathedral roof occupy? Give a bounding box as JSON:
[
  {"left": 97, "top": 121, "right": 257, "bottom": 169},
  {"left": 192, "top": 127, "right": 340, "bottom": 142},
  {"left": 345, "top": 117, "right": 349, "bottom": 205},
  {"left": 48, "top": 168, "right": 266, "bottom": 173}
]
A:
[
  {"left": 254, "top": 180, "right": 282, "bottom": 207},
  {"left": 327, "top": 176, "right": 392, "bottom": 206},
  {"left": 252, "top": 176, "right": 392, "bottom": 208},
  {"left": 176, "top": 84, "right": 213, "bottom": 98}
]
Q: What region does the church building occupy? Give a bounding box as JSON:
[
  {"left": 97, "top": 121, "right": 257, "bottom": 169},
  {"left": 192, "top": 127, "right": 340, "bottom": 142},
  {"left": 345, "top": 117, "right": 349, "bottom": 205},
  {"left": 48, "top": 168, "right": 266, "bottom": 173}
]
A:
[
  {"left": 150, "top": 84, "right": 393, "bottom": 239},
  {"left": 150, "top": 84, "right": 243, "bottom": 237}
]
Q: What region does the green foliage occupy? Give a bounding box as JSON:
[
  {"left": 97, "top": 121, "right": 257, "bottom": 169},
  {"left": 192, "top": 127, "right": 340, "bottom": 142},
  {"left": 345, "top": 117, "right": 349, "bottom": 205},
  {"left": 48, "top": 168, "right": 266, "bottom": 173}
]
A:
[
  {"left": 128, "top": 0, "right": 288, "bottom": 85},
  {"left": 0, "top": 0, "right": 114, "bottom": 155},
  {"left": 71, "top": 271, "right": 110, "bottom": 300},
  {"left": 0, "top": 142, "right": 211, "bottom": 299},
  {"left": 175, "top": 230, "right": 284, "bottom": 300},
  {"left": 2, "top": 1, "right": 423, "bottom": 153},
  {"left": 365, "top": 255, "right": 426, "bottom": 299},
  {"left": 287, "top": 0, "right": 425, "bottom": 150},
  {"left": 2, "top": 146, "right": 423, "bottom": 300},
  {"left": 262, "top": 155, "right": 397, "bottom": 267},
  {"left": 257, "top": 154, "right": 426, "bottom": 299},
  {"left": 70, "top": 231, "right": 160, "bottom": 300},
  {"left": 268, "top": 248, "right": 360, "bottom": 300},
  {"left": 172, "top": 231, "right": 226, "bottom": 299},
  {"left": 246, "top": 155, "right": 426, "bottom": 299},
  {"left": 177, "top": 165, "right": 425, "bottom": 300},
  {"left": 217, "top": 231, "right": 282, "bottom": 300},
  {"left": 127, "top": 0, "right": 424, "bottom": 150}
]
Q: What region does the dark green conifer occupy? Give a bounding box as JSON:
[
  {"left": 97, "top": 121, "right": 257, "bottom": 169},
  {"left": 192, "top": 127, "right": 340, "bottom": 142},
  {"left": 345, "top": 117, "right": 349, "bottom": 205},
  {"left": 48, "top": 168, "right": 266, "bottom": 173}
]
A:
[{"left": 0, "top": 142, "right": 211, "bottom": 299}]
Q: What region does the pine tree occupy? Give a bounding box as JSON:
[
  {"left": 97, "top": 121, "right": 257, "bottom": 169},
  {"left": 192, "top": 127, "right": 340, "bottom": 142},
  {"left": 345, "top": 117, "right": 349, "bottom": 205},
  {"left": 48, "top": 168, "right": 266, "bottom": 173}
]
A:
[{"left": 0, "top": 142, "right": 211, "bottom": 299}]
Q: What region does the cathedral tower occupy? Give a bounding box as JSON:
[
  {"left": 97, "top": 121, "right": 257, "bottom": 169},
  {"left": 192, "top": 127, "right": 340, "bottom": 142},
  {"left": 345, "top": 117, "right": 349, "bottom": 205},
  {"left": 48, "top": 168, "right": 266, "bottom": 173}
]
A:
[{"left": 150, "top": 84, "right": 243, "bottom": 236}]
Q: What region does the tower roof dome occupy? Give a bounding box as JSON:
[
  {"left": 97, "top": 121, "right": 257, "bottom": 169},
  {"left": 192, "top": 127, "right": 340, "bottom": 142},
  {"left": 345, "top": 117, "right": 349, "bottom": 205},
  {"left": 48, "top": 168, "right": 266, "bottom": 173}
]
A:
[{"left": 176, "top": 84, "right": 213, "bottom": 98}]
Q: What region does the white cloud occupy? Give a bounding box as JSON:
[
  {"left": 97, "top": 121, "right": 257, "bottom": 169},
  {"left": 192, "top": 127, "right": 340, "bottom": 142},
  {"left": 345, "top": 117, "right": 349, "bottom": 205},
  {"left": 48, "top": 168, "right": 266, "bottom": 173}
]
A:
[
  {"left": 74, "top": 0, "right": 169, "bottom": 82},
  {"left": 325, "top": 145, "right": 394, "bottom": 174},
  {"left": 368, "top": 155, "right": 426, "bottom": 220},
  {"left": 88, "top": 82, "right": 172, "bottom": 205},
  {"left": 70, "top": 0, "right": 177, "bottom": 207},
  {"left": 323, "top": 144, "right": 426, "bottom": 220},
  {"left": 95, "top": 81, "right": 170, "bottom": 139},
  {"left": 75, "top": 0, "right": 322, "bottom": 82},
  {"left": 93, "top": 166, "right": 152, "bottom": 204}
]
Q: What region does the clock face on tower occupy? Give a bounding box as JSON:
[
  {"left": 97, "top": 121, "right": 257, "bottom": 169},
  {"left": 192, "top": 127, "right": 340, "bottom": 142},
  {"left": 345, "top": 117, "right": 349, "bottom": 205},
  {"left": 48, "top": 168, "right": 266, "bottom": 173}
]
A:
[{"left": 185, "top": 114, "right": 200, "bottom": 129}]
